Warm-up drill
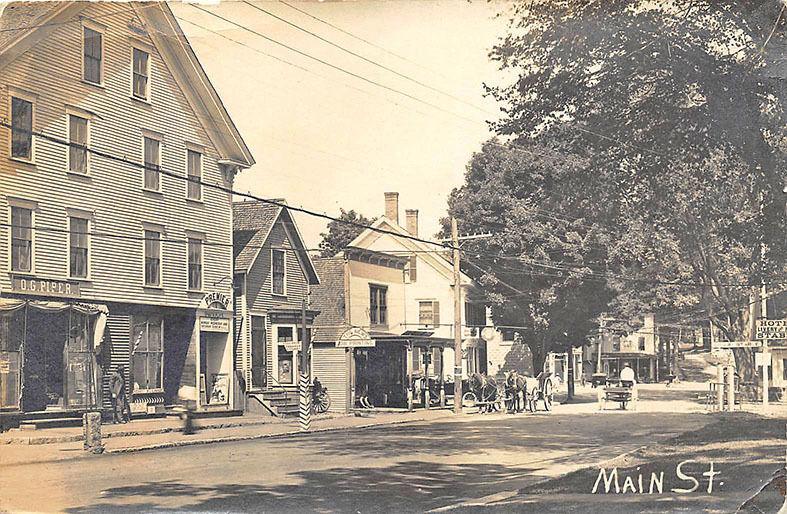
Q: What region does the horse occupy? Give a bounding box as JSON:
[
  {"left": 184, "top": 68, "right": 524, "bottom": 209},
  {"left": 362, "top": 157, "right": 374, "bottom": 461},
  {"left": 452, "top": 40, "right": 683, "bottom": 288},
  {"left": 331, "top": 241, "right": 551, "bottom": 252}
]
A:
[
  {"left": 504, "top": 371, "right": 527, "bottom": 413},
  {"left": 469, "top": 372, "right": 501, "bottom": 413}
]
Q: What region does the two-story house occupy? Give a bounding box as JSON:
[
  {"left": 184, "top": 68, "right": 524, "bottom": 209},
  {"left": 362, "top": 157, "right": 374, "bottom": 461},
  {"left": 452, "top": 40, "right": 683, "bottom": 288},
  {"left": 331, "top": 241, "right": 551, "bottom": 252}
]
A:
[
  {"left": 311, "top": 246, "right": 453, "bottom": 412},
  {"left": 346, "top": 193, "right": 498, "bottom": 382},
  {"left": 0, "top": 2, "right": 253, "bottom": 426},
  {"left": 585, "top": 314, "right": 659, "bottom": 382},
  {"left": 232, "top": 200, "right": 319, "bottom": 416}
]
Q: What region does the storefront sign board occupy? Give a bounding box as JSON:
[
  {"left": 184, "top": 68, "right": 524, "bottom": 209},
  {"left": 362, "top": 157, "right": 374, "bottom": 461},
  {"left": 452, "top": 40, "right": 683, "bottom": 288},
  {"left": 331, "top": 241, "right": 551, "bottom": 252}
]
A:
[
  {"left": 199, "top": 315, "right": 230, "bottom": 333},
  {"left": 756, "top": 319, "right": 787, "bottom": 340},
  {"left": 336, "top": 327, "right": 375, "bottom": 348},
  {"left": 199, "top": 291, "right": 231, "bottom": 310},
  {"left": 713, "top": 341, "right": 762, "bottom": 349},
  {"left": 11, "top": 277, "right": 80, "bottom": 297}
]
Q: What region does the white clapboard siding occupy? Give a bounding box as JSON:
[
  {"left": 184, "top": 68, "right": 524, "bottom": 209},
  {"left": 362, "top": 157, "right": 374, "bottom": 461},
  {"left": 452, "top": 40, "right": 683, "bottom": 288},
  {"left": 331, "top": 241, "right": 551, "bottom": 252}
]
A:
[
  {"left": 0, "top": 3, "right": 234, "bottom": 308},
  {"left": 312, "top": 344, "right": 349, "bottom": 413}
]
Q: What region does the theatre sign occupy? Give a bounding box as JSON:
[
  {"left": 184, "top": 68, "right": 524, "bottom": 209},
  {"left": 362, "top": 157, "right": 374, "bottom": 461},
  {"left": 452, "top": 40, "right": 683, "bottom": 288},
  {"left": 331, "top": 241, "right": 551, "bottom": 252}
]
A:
[{"left": 11, "top": 277, "right": 80, "bottom": 297}]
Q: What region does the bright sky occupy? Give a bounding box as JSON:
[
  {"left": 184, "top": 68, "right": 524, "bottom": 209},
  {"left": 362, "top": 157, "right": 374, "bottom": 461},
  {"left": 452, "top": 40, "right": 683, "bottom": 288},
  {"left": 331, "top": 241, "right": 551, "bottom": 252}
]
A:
[{"left": 169, "top": 0, "right": 508, "bottom": 247}]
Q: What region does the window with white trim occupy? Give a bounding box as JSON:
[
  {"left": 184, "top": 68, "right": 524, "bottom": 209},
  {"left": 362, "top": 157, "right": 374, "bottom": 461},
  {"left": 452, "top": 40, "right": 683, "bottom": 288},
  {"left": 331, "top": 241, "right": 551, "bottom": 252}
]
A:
[
  {"left": 369, "top": 285, "right": 387, "bottom": 326},
  {"left": 11, "top": 97, "right": 33, "bottom": 161},
  {"left": 131, "top": 316, "right": 163, "bottom": 392},
  {"left": 187, "top": 237, "right": 202, "bottom": 290},
  {"left": 10, "top": 206, "right": 32, "bottom": 272},
  {"left": 83, "top": 26, "right": 102, "bottom": 84},
  {"left": 419, "top": 301, "right": 440, "bottom": 327},
  {"left": 68, "top": 114, "right": 89, "bottom": 174},
  {"left": 186, "top": 149, "right": 202, "bottom": 200},
  {"left": 69, "top": 217, "right": 89, "bottom": 278},
  {"left": 272, "top": 248, "right": 285, "bottom": 295},
  {"left": 144, "top": 229, "right": 161, "bottom": 286},
  {"left": 143, "top": 136, "right": 160, "bottom": 191},
  {"left": 132, "top": 47, "right": 150, "bottom": 100}
]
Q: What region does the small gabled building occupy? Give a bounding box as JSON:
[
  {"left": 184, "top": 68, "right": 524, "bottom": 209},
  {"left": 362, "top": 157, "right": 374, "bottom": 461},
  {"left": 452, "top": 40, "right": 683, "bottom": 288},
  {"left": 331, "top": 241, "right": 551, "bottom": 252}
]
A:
[{"left": 232, "top": 200, "right": 319, "bottom": 416}]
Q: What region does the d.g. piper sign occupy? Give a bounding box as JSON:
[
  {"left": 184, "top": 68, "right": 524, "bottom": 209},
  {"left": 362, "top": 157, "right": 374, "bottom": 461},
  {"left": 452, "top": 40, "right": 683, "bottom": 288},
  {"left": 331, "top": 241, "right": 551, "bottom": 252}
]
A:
[{"left": 755, "top": 319, "right": 787, "bottom": 341}]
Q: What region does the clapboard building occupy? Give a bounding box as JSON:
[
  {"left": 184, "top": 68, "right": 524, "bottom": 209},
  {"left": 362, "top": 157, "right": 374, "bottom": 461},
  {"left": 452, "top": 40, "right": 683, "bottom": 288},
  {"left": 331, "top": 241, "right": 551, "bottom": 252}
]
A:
[{"left": 0, "top": 2, "right": 254, "bottom": 426}]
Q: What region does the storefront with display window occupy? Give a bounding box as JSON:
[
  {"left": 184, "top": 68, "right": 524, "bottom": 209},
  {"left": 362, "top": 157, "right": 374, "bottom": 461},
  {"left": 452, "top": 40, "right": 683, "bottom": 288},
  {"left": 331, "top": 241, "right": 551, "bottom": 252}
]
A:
[{"left": 0, "top": 290, "right": 108, "bottom": 417}]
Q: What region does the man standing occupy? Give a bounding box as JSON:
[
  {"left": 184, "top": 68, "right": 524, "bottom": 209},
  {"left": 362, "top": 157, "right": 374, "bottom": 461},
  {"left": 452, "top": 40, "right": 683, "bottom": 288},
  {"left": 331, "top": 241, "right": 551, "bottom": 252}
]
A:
[{"left": 109, "top": 366, "right": 131, "bottom": 424}]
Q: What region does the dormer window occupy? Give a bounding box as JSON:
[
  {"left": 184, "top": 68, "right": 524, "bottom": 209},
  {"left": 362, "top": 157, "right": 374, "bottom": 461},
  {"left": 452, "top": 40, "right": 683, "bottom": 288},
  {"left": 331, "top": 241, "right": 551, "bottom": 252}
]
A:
[{"left": 132, "top": 47, "right": 150, "bottom": 100}]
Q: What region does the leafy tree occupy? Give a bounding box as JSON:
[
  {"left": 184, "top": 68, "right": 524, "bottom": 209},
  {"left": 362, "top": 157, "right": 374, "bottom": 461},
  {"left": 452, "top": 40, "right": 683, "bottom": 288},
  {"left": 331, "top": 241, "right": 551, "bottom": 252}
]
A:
[
  {"left": 319, "top": 209, "right": 376, "bottom": 257},
  {"left": 452, "top": 0, "right": 787, "bottom": 381}
]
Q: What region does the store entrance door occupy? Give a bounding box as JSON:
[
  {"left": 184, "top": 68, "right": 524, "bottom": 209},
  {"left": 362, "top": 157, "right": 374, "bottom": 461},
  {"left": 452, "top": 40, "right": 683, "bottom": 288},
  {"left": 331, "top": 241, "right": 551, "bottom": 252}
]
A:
[{"left": 21, "top": 310, "right": 68, "bottom": 411}]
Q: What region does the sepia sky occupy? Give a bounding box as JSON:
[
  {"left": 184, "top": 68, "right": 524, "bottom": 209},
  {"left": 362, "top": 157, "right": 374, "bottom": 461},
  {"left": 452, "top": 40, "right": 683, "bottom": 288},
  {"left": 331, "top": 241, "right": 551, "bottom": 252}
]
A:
[{"left": 169, "top": 0, "right": 509, "bottom": 247}]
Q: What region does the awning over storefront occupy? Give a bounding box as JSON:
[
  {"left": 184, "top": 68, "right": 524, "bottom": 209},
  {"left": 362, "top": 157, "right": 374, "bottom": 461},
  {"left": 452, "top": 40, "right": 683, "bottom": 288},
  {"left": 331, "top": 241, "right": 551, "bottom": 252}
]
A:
[{"left": 0, "top": 298, "right": 108, "bottom": 354}]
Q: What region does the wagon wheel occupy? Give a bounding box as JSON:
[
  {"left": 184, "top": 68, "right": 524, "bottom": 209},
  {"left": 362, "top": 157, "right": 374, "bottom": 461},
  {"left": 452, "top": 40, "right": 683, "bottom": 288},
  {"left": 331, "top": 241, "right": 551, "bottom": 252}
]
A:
[
  {"left": 313, "top": 390, "right": 331, "bottom": 414},
  {"left": 542, "top": 380, "right": 554, "bottom": 412},
  {"left": 462, "top": 391, "right": 477, "bottom": 409}
]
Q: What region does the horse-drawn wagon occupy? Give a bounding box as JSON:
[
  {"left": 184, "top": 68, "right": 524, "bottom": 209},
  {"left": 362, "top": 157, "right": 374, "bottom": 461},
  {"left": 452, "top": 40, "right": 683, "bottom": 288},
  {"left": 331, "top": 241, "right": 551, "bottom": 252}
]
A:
[{"left": 461, "top": 371, "right": 555, "bottom": 413}]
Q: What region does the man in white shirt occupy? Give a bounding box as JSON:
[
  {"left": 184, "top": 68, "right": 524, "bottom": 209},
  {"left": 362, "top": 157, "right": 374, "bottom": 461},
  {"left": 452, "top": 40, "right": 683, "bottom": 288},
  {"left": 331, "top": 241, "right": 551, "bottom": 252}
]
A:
[{"left": 619, "top": 363, "right": 638, "bottom": 403}]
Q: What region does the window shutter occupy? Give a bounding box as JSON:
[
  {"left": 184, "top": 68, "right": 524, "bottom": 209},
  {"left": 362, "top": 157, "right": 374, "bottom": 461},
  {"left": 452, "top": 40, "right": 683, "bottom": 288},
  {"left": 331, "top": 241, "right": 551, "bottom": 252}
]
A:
[{"left": 432, "top": 301, "right": 440, "bottom": 327}]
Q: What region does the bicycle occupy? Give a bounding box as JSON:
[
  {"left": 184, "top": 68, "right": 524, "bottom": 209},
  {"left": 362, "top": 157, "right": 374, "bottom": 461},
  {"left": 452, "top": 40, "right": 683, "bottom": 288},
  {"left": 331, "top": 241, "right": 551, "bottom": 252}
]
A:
[{"left": 312, "top": 378, "right": 331, "bottom": 414}]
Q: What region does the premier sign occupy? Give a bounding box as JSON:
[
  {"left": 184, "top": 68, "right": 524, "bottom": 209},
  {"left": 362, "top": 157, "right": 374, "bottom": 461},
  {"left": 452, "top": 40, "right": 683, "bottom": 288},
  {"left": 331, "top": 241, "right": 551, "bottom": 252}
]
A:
[{"left": 756, "top": 319, "right": 787, "bottom": 341}]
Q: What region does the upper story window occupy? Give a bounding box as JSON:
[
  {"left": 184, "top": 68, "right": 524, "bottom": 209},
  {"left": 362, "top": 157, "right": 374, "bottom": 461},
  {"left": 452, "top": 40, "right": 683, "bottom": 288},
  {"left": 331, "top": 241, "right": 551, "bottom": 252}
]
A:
[
  {"left": 638, "top": 336, "right": 646, "bottom": 351},
  {"left": 187, "top": 237, "right": 202, "bottom": 291},
  {"left": 82, "top": 26, "right": 102, "bottom": 85},
  {"left": 144, "top": 229, "right": 161, "bottom": 287},
  {"left": 272, "top": 248, "right": 286, "bottom": 295},
  {"left": 369, "top": 285, "right": 387, "bottom": 326},
  {"left": 68, "top": 115, "right": 89, "bottom": 174},
  {"left": 132, "top": 47, "right": 150, "bottom": 100},
  {"left": 10, "top": 97, "right": 33, "bottom": 161},
  {"left": 143, "top": 136, "right": 160, "bottom": 191},
  {"left": 405, "top": 255, "right": 417, "bottom": 283},
  {"left": 186, "top": 149, "right": 202, "bottom": 201},
  {"left": 419, "top": 300, "right": 440, "bottom": 327},
  {"left": 465, "top": 302, "right": 487, "bottom": 327},
  {"left": 612, "top": 336, "right": 621, "bottom": 352},
  {"left": 69, "top": 216, "right": 89, "bottom": 279},
  {"left": 10, "top": 206, "right": 32, "bottom": 273}
]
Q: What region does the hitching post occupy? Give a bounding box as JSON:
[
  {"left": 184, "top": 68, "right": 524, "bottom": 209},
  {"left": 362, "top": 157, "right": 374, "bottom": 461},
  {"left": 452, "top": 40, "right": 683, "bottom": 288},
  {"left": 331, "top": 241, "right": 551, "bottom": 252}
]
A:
[
  {"left": 82, "top": 411, "right": 104, "bottom": 454},
  {"left": 298, "top": 299, "right": 312, "bottom": 431},
  {"left": 716, "top": 365, "right": 724, "bottom": 412},
  {"left": 726, "top": 364, "right": 735, "bottom": 411}
]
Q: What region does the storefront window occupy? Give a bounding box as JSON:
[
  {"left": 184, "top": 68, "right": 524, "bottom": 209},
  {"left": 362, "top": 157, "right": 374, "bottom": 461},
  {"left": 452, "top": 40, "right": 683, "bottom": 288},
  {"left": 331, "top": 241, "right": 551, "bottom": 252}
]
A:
[
  {"left": 276, "top": 326, "right": 294, "bottom": 384},
  {"left": 131, "top": 316, "right": 163, "bottom": 392},
  {"left": 65, "top": 311, "right": 95, "bottom": 407}
]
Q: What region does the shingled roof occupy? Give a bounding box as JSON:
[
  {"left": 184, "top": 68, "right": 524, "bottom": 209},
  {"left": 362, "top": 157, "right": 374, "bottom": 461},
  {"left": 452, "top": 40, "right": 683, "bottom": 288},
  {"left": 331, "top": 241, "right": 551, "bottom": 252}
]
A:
[
  {"left": 232, "top": 200, "right": 319, "bottom": 284},
  {"left": 311, "top": 257, "right": 350, "bottom": 343}
]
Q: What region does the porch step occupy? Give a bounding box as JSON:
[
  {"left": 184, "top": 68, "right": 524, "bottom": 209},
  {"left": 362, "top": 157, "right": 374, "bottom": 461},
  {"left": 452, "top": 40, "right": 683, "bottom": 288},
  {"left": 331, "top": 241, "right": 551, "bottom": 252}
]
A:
[{"left": 248, "top": 390, "right": 299, "bottom": 418}]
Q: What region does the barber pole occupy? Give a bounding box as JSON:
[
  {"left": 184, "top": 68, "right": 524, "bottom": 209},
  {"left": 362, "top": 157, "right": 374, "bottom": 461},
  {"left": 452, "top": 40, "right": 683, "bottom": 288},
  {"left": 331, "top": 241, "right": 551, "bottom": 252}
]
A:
[{"left": 299, "top": 373, "right": 311, "bottom": 431}]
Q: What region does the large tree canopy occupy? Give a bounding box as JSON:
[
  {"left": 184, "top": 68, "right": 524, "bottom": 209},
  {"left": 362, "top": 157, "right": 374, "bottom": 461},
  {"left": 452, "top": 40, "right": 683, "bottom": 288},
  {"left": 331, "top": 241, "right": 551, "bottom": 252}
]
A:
[
  {"left": 449, "top": 0, "right": 787, "bottom": 379},
  {"left": 319, "top": 209, "right": 376, "bottom": 257}
]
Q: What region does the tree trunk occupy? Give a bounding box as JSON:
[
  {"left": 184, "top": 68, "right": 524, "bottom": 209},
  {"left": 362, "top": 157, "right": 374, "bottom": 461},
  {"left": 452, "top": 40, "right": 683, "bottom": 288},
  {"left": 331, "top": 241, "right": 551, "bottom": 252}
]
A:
[{"left": 530, "top": 342, "right": 546, "bottom": 376}]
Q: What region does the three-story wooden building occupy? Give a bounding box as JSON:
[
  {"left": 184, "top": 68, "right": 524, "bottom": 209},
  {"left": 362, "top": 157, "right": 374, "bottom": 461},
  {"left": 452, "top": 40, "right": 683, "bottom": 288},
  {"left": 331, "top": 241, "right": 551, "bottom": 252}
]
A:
[{"left": 0, "top": 2, "right": 254, "bottom": 425}]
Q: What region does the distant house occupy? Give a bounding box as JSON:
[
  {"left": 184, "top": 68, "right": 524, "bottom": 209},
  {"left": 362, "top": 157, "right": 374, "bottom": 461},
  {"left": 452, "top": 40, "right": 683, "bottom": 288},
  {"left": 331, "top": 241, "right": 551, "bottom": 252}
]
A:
[
  {"left": 585, "top": 314, "right": 659, "bottom": 382},
  {"left": 0, "top": 2, "right": 253, "bottom": 424},
  {"left": 232, "top": 200, "right": 319, "bottom": 416},
  {"left": 311, "top": 247, "right": 453, "bottom": 412},
  {"left": 346, "top": 192, "right": 501, "bottom": 381}
]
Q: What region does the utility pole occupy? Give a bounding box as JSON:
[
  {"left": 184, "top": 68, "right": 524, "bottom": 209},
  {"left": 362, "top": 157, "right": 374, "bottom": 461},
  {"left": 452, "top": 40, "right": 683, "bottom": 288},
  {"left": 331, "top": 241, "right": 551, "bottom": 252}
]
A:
[
  {"left": 452, "top": 218, "right": 463, "bottom": 415},
  {"left": 761, "top": 282, "right": 769, "bottom": 407}
]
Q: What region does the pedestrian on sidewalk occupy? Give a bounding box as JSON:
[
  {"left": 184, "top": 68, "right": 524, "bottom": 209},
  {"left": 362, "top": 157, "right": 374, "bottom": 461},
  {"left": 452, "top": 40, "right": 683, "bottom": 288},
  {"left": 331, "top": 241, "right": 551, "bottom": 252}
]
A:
[{"left": 110, "top": 366, "right": 131, "bottom": 424}]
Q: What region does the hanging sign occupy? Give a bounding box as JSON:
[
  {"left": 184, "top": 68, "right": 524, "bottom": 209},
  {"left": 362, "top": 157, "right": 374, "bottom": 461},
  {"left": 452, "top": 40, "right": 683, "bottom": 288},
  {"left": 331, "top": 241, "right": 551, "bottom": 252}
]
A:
[
  {"left": 756, "top": 319, "right": 787, "bottom": 341},
  {"left": 199, "top": 313, "right": 230, "bottom": 333},
  {"left": 11, "top": 277, "right": 80, "bottom": 297},
  {"left": 756, "top": 350, "right": 772, "bottom": 368},
  {"left": 712, "top": 341, "right": 762, "bottom": 349},
  {"left": 336, "top": 327, "right": 375, "bottom": 348},
  {"left": 199, "top": 291, "right": 231, "bottom": 310}
]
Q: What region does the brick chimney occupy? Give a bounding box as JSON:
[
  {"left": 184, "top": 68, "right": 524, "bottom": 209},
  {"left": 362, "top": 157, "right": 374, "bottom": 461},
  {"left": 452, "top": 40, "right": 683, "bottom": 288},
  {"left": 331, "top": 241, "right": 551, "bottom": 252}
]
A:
[
  {"left": 405, "top": 209, "right": 419, "bottom": 237},
  {"left": 384, "top": 192, "right": 399, "bottom": 225}
]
